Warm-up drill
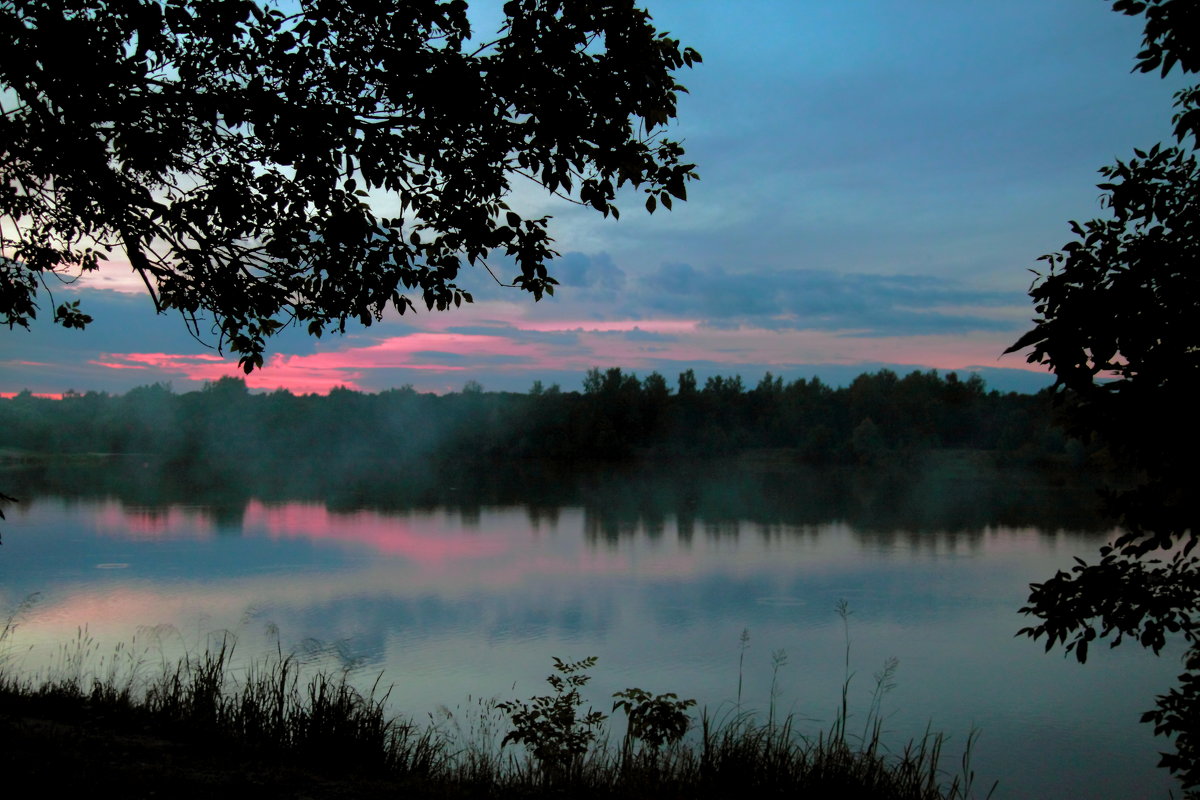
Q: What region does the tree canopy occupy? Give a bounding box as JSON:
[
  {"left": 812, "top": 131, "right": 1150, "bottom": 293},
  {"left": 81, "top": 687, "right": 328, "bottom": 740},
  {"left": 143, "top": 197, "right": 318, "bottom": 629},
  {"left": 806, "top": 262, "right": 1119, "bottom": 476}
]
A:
[
  {"left": 0, "top": 367, "right": 1061, "bottom": 466},
  {"left": 0, "top": 0, "right": 699, "bottom": 370},
  {"left": 1007, "top": 0, "right": 1200, "bottom": 788}
]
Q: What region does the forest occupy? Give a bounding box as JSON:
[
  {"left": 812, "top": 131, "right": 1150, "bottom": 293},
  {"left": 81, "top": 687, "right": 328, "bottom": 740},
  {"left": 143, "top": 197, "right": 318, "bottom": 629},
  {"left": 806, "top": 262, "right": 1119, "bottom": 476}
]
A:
[{"left": 0, "top": 368, "right": 1079, "bottom": 469}]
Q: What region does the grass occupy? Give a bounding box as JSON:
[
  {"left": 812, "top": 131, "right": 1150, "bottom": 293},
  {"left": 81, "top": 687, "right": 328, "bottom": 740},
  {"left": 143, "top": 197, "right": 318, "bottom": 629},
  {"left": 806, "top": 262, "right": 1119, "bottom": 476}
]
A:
[{"left": 0, "top": 610, "right": 995, "bottom": 799}]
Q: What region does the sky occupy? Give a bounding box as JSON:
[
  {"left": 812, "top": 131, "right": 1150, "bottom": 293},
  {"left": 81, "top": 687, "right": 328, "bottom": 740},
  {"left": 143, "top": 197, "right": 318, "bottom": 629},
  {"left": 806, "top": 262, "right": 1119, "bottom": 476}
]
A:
[{"left": 2, "top": 0, "right": 1189, "bottom": 397}]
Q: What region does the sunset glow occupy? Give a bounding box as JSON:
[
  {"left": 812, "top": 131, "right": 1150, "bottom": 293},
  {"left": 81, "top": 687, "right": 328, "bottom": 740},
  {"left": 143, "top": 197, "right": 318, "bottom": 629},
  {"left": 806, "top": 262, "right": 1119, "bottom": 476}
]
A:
[
  {"left": 1, "top": 6, "right": 1187, "bottom": 797},
  {"left": 70, "top": 322, "right": 1051, "bottom": 396},
  {"left": 0, "top": 391, "right": 63, "bottom": 399},
  {"left": 3, "top": 2, "right": 1168, "bottom": 397}
]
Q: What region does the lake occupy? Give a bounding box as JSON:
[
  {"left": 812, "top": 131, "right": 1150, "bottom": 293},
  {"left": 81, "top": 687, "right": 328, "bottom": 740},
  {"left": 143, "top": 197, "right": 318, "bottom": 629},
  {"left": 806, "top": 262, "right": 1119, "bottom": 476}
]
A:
[{"left": 0, "top": 455, "right": 1184, "bottom": 798}]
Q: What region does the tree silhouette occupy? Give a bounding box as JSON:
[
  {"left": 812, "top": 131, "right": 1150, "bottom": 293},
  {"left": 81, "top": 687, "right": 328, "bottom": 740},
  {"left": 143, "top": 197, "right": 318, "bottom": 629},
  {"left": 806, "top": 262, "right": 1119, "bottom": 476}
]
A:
[
  {"left": 1, "top": 0, "right": 699, "bottom": 370},
  {"left": 1007, "top": 0, "right": 1200, "bottom": 788}
]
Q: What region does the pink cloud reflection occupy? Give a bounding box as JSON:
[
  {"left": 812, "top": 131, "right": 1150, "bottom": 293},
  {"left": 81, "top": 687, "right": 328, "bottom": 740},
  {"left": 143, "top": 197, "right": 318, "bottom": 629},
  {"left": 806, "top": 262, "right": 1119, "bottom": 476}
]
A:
[
  {"left": 242, "top": 500, "right": 510, "bottom": 562},
  {"left": 83, "top": 498, "right": 511, "bottom": 562},
  {"left": 92, "top": 501, "right": 215, "bottom": 540}
]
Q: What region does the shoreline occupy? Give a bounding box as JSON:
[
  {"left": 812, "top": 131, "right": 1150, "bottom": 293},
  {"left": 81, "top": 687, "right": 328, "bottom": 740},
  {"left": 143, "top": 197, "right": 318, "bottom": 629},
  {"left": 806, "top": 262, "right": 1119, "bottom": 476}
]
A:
[{"left": 0, "top": 640, "right": 992, "bottom": 800}]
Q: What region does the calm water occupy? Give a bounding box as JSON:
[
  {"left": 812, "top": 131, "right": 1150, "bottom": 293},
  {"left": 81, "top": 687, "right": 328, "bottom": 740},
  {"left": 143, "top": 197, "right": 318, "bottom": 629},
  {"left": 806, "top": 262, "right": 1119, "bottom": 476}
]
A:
[{"left": 0, "top": 457, "right": 1184, "bottom": 799}]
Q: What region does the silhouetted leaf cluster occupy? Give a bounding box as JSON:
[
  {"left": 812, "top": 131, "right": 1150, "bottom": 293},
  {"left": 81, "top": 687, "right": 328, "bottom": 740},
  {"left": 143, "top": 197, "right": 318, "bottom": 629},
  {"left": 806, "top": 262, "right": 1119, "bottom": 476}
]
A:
[
  {"left": 1, "top": 0, "right": 699, "bottom": 370},
  {"left": 497, "top": 656, "right": 606, "bottom": 784},
  {"left": 1010, "top": 1, "right": 1200, "bottom": 790}
]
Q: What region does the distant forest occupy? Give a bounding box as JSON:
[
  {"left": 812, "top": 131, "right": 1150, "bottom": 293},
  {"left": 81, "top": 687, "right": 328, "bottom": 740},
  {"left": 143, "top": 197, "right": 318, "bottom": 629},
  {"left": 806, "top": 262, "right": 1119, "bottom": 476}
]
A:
[{"left": 0, "top": 368, "right": 1085, "bottom": 468}]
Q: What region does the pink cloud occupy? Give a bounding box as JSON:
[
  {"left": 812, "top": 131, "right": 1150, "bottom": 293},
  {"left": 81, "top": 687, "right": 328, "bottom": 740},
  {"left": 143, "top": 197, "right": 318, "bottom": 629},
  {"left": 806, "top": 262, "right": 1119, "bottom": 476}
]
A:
[
  {"left": 287, "top": 333, "right": 524, "bottom": 366},
  {"left": 87, "top": 319, "right": 1048, "bottom": 398},
  {"left": 0, "top": 391, "right": 64, "bottom": 399},
  {"left": 103, "top": 353, "right": 226, "bottom": 366},
  {"left": 93, "top": 331, "right": 566, "bottom": 394},
  {"left": 90, "top": 361, "right": 150, "bottom": 370},
  {"left": 93, "top": 351, "right": 367, "bottom": 394}
]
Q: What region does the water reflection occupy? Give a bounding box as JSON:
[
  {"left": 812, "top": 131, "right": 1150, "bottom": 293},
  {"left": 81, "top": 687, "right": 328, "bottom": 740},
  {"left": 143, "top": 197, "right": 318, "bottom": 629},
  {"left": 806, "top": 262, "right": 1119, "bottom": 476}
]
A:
[
  {"left": 5, "top": 454, "right": 1108, "bottom": 539},
  {"left": 0, "top": 458, "right": 1177, "bottom": 800}
]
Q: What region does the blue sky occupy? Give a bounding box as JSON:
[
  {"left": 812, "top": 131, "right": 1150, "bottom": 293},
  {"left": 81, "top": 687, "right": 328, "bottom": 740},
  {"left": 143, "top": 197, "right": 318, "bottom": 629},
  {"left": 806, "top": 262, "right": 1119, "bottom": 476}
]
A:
[{"left": 1, "top": 0, "right": 1187, "bottom": 396}]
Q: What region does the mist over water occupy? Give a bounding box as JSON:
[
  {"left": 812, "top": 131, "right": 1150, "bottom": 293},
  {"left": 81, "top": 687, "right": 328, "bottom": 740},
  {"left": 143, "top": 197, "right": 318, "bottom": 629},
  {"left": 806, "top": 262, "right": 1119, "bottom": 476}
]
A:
[{"left": 0, "top": 457, "right": 1181, "bottom": 799}]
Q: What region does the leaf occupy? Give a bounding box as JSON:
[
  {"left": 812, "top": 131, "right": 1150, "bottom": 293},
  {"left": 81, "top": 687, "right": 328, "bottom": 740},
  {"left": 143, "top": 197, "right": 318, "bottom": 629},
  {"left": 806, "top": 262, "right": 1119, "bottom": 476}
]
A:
[
  {"left": 1003, "top": 328, "right": 1044, "bottom": 355},
  {"left": 0, "top": 0, "right": 698, "bottom": 366}
]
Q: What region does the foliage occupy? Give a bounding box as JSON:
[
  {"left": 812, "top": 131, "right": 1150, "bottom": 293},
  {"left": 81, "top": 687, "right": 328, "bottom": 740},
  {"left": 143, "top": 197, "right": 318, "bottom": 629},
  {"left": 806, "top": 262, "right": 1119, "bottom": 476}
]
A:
[
  {"left": 611, "top": 686, "right": 694, "bottom": 756},
  {"left": 0, "top": 0, "right": 699, "bottom": 370},
  {"left": 0, "top": 489, "right": 14, "bottom": 536},
  {"left": 497, "top": 655, "right": 607, "bottom": 782},
  {"left": 0, "top": 368, "right": 1071, "bottom": 467},
  {"left": 1006, "top": 0, "right": 1200, "bottom": 790},
  {"left": 1142, "top": 647, "right": 1200, "bottom": 787},
  {"left": 1111, "top": 0, "right": 1200, "bottom": 79},
  {"left": 497, "top": 659, "right": 698, "bottom": 781}
]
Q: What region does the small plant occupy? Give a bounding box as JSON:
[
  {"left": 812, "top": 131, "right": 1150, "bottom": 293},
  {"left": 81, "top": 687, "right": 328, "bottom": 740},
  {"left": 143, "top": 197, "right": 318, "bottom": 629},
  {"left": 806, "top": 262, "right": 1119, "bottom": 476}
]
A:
[
  {"left": 612, "top": 686, "right": 695, "bottom": 763},
  {"left": 0, "top": 593, "right": 39, "bottom": 677},
  {"left": 497, "top": 656, "right": 606, "bottom": 783},
  {"left": 863, "top": 655, "right": 900, "bottom": 745},
  {"left": 768, "top": 647, "right": 788, "bottom": 729},
  {"left": 835, "top": 598, "right": 854, "bottom": 742},
  {"left": 737, "top": 626, "right": 750, "bottom": 713}
]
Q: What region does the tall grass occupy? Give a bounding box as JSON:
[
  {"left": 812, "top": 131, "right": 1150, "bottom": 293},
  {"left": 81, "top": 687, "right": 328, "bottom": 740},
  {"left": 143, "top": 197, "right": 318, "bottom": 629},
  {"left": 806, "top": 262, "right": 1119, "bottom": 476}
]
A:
[
  {"left": 0, "top": 625, "right": 447, "bottom": 782},
  {"left": 0, "top": 613, "right": 995, "bottom": 799}
]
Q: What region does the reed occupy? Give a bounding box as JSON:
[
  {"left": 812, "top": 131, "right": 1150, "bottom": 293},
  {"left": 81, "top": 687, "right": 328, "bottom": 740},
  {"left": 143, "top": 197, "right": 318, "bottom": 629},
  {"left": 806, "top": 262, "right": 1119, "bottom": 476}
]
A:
[{"left": 0, "top": 612, "right": 994, "bottom": 799}]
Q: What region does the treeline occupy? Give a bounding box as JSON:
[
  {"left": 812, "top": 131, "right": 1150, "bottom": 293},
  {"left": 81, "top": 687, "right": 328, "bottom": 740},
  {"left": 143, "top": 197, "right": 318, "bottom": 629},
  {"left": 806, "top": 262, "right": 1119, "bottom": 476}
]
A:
[{"left": 0, "top": 368, "right": 1077, "bottom": 466}]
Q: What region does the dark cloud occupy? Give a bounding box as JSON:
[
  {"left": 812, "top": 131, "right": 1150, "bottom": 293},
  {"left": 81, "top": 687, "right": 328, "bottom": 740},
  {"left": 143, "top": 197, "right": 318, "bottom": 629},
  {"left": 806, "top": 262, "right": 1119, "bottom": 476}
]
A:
[
  {"left": 555, "top": 251, "right": 626, "bottom": 291},
  {"left": 588, "top": 327, "right": 678, "bottom": 343},
  {"left": 443, "top": 324, "right": 581, "bottom": 345},
  {"left": 634, "top": 263, "right": 1024, "bottom": 336},
  {"left": 407, "top": 350, "right": 534, "bottom": 366},
  {"left": 5, "top": 288, "right": 370, "bottom": 360},
  {"left": 622, "top": 328, "right": 676, "bottom": 343},
  {"left": 9, "top": 290, "right": 216, "bottom": 356},
  {"left": 1, "top": 290, "right": 221, "bottom": 393}
]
